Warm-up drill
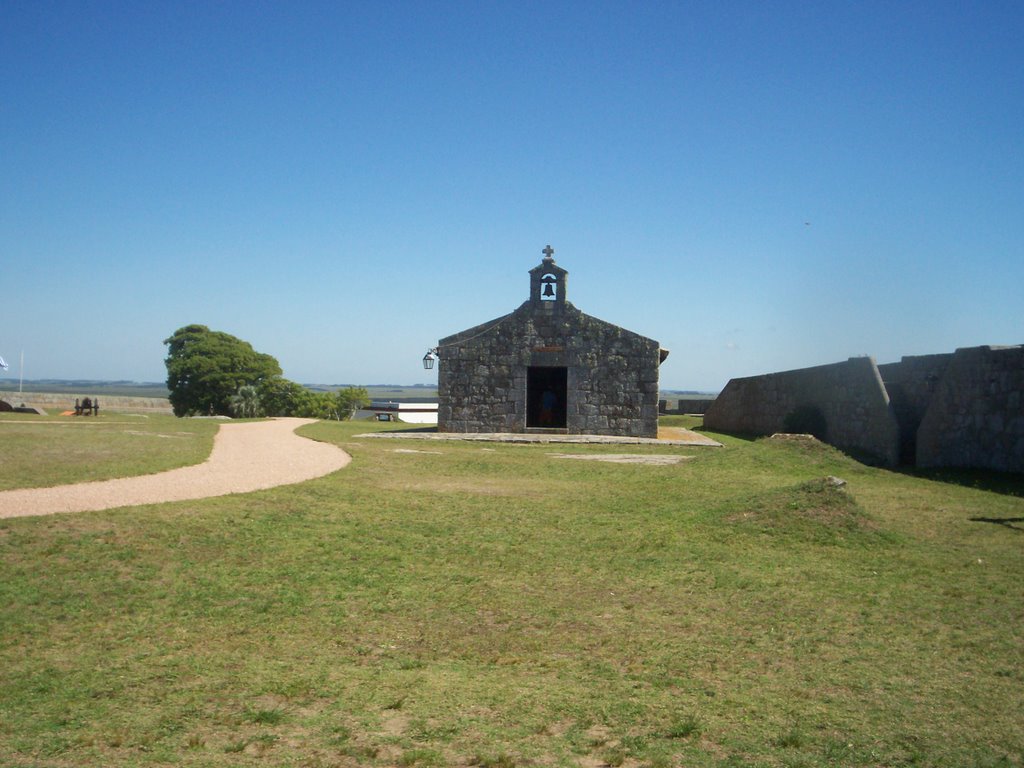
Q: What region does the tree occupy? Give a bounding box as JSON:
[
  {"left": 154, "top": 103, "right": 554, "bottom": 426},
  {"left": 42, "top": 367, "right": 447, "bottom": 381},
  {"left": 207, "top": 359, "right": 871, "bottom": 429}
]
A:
[
  {"left": 334, "top": 387, "right": 369, "bottom": 420},
  {"left": 229, "top": 385, "right": 261, "bottom": 418},
  {"left": 258, "top": 376, "right": 310, "bottom": 417},
  {"left": 295, "top": 391, "right": 338, "bottom": 420},
  {"left": 164, "top": 325, "right": 282, "bottom": 417}
]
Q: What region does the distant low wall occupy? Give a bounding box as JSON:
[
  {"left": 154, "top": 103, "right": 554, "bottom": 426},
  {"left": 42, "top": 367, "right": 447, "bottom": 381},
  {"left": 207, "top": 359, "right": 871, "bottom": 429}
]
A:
[
  {"left": 704, "top": 357, "right": 900, "bottom": 466},
  {"left": 0, "top": 391, "right": 173, "bottom": 415},
  {"left": 916, "top": 346, "right": 1024, "bottom": 473},
  {"left": 659, "top": 398, "right": 716, "bottom": 415}
]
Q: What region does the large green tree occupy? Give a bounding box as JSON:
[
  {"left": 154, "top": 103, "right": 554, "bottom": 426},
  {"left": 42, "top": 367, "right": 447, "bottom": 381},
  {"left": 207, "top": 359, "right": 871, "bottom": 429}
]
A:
[
  {"left": 164, "top": 325, "right": 282, "bottom": 417},
  {"left": 257, "top": 376, "right": 311, "bottom": 417}
]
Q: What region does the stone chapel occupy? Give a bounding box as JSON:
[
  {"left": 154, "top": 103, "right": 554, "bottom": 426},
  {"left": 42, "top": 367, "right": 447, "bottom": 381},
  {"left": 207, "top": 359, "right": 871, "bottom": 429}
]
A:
[{"left": 435, "top": 247, "right": 668, "bottom": 437}]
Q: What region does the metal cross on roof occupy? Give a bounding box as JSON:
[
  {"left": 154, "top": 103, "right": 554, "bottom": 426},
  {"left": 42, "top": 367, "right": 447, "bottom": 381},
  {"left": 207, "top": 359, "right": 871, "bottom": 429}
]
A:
[{"left": 542, "top": 244, "right": 554, "bottom": 259}]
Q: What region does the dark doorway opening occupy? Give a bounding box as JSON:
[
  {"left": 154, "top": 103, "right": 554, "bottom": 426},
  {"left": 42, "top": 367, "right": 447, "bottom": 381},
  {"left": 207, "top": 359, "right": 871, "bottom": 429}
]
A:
[{"left": 527, "top": 366, "right": 567, "bottom": 429}]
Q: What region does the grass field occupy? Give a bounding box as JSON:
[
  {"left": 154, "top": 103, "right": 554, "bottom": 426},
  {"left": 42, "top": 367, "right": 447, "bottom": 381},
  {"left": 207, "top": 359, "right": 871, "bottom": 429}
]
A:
[
  {"left": 0, "top": 382, "right": 173, "bottom": 400},
  {"left": 0, "top": 414, "right": 1021, "bottom": 767},
  {"left": 0, "top": 414, "right": 218, "bottom": 490}
]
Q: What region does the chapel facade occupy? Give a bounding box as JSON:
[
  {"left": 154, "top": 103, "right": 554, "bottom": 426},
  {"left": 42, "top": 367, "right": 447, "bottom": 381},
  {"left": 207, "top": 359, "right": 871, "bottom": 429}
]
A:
[{"left": 436, "top": 247, "right": 667, "bottom": 437}]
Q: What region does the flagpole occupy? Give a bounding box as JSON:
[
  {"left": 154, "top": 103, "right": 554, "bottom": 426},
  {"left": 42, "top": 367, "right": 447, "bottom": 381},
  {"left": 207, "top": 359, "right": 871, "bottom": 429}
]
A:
[{"left": 19, "top": 350, "right": 24, "bottom": 395}]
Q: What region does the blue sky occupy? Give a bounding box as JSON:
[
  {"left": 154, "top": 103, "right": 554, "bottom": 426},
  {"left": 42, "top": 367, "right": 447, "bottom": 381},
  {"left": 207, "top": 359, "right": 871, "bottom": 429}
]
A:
[{"left": 3, "top": 1, "right": 1021, "bottom": 392}]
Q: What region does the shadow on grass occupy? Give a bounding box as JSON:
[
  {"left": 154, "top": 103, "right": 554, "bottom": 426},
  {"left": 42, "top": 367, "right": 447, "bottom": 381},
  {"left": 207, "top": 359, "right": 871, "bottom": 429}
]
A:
[
  {"left": 349, "top": 418, "right": 438, "bottom": 434},
  {"left": 968, "top": 517, "right": 1024, "bottom": 532},
  {"left": 901, "top": 467, "right": 1024, "bottom": 499}
]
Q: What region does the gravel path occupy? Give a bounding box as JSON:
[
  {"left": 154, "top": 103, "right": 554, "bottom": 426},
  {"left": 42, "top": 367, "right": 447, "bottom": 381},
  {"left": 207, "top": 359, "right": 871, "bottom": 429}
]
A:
[{"left": 0, "top": 418, "right": 351, "bottom": 520}]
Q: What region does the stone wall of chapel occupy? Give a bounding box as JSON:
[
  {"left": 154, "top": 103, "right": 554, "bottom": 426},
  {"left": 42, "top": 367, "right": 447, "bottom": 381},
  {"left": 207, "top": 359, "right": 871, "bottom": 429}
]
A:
[{"left": 437, "top": 302, "right": 660, "bottom": 437}]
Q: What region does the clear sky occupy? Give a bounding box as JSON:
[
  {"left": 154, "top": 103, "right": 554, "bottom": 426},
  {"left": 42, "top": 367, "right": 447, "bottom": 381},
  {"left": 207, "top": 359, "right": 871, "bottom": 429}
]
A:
[{"left": 3, "top": 1, "right": 1022, "bottom": 392}]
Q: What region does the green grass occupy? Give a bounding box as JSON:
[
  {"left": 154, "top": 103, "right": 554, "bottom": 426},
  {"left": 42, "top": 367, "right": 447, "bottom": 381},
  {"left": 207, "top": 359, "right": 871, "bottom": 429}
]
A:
[
  {"left": 0, "top": 417, "right": 1022, "bottom": 767},
  {"left": 0, "top": 413, "right": 218, "bottom": 490}
]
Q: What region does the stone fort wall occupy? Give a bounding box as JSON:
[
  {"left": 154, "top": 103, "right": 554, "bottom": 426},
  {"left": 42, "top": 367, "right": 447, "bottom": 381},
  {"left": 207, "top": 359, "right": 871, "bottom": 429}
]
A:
[
  {"left": 704, "top": 357, "right": 900, "bottom": 466},
  {"left": 916, "top": 346, "right": 1024, "bottom": 473},
  {"left": 705, "top": 345, "right": 1023, "bottom": 473},
  {"left": 878, "top": 353, "right": 953, "bottom": 464}
]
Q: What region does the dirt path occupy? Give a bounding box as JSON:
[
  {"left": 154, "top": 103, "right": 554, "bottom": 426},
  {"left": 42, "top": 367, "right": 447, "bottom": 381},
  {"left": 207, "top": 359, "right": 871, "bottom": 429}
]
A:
[{"left": 0, "top": 418, "right": 351, "bottom": 520}]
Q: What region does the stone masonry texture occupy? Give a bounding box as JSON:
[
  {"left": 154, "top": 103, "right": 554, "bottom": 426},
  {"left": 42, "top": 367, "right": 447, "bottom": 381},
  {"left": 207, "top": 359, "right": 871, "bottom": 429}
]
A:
[
  {"left": 704, "top": 357, "right": 901, "bottom": 466},
  {"left": 915, "top": 346, "right": 1024, "bottom": 473},
  {"left": 705, "top": 345, "right": 1023, "bottom": 473},
  {"left": 436, "top": 254, "right": 664, "bottom": 438}
]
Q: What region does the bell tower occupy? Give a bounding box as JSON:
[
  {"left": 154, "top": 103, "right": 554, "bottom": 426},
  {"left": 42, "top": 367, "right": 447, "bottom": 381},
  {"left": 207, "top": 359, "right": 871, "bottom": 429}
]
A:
[{"left": 529, "top": 245, "right": 568, "bottom": 308}]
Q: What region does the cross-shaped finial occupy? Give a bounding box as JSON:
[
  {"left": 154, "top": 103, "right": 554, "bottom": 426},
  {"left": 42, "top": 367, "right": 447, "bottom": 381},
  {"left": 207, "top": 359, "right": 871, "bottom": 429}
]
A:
[{"left": 542, "top": 244, "right": 554, "bottom": 259}]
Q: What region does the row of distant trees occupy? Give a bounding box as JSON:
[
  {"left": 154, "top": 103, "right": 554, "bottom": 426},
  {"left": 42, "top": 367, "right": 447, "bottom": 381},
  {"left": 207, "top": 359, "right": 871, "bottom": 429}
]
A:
[{"left": 163, "top": 324, "right": 368, "bottom": 419}]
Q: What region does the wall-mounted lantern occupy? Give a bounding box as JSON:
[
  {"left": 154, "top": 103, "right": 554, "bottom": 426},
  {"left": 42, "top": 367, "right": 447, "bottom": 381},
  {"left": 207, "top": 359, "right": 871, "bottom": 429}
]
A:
[{"left": 422, "top": 348, "right": 439, "bottom": 370}]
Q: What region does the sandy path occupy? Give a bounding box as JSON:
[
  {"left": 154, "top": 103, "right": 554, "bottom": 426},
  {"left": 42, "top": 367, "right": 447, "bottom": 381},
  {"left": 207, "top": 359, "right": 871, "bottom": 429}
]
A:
[{"left": 0, "top": 418, "right": 351, "bottom": 520}]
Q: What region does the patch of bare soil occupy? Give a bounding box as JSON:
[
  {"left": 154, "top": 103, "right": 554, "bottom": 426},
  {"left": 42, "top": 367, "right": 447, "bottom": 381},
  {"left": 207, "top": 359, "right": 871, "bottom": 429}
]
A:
[
  {"left": 380, "top": 712, "right": 410, "bottom": 736},
  {"left": 657, "top": 426, "right": 720, "bottom": 445}
]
